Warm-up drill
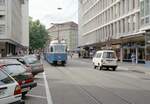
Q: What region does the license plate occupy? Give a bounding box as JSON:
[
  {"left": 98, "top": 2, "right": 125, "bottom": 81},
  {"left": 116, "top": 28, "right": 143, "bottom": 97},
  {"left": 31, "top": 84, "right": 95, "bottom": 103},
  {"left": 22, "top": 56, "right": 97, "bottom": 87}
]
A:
[
  {"left": 57, "top": 61, "right": 62, "bottom": 64},
  {"left": 22, "top": 87, "right": 30, "bottom": 92}
]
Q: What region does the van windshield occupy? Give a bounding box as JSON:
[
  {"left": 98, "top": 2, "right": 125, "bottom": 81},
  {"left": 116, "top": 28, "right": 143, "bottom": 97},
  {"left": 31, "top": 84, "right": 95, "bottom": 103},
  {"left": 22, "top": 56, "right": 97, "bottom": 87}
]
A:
[{"left": 103, "top": 52, "right": 116, "bottom": 58}]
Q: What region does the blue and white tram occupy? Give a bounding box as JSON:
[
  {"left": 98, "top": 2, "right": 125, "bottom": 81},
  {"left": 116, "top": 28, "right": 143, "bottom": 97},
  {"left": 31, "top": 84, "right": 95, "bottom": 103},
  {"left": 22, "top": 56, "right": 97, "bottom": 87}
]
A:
[{"left": 45, "top": 40, "right": 67, "bottom": 65}]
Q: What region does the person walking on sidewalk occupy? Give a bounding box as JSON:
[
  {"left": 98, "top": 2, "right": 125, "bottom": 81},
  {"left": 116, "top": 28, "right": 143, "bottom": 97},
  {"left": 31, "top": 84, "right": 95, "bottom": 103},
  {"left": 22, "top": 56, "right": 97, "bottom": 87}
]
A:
[{"left": 131, "top": 53, "right": 136, "bottom": 64}]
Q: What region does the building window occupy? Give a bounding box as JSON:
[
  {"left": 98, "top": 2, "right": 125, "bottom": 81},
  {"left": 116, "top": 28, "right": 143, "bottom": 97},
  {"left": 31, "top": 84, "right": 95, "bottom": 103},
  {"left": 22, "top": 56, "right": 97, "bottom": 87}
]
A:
[
  {"left": 127, "top": 17, "right": 130, "bottom": 32},
  {"left": 141, "top": 18, "right": 144, "bottom": 26},
  {"left": 123, "top": 19, "right": 125, "bottom": 33},
  {"left": 145, "top": 0, "right": 150, "bottom": 15},
  {"left": 0, "top": 25, "right": 5, "bottom": 34},
  {"left": 145, "top": 17, "right": 150, "bottom": 24},
  {"left": 118, "top": 21, "right": 121, "bottom": 33},
  {"left": 133, "top": 0, "right": 135, "bottom": 9},
  {"left": 133, "top": 15, "right": 136, "bottom": 31},
  {"left": 0, "top": 0, "right": 5, "bottom": 5},
  {"left": 140, "top": 0, "right": 144, "bottom": 17},
  {"left": 122, "top": 0, "right": 125, "bottom": 14}
]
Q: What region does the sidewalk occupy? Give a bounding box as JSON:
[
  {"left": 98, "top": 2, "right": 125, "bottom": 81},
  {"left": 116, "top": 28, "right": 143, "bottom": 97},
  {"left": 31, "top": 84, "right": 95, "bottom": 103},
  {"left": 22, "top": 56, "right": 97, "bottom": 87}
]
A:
[
  {"left": 76, "top": 57, "right": 150, "bottom": 75},
  {"left": 118, "top": 62, "right": 150, "bottom": 75}
]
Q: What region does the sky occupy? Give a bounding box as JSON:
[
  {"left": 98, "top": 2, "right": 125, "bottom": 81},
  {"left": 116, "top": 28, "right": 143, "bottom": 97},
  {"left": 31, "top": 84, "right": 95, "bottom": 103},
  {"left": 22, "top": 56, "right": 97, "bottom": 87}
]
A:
[{"left": 29, "top": 0, "right": 78, "bottom": 28}]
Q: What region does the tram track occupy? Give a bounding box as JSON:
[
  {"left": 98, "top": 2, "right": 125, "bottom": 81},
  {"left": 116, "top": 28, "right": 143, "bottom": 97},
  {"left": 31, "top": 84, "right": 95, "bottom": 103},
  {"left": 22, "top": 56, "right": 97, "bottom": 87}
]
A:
[
  {"left": 54, "top": 66, "right": 133, "bottom": 104},
  {"left": 54, "top": 66, "right": 103, "bottom": 104}
]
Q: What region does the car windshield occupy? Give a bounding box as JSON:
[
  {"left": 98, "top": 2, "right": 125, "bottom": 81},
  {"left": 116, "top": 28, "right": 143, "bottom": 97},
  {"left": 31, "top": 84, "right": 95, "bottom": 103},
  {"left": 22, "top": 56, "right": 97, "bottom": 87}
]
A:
[
  {"left": 0, "top": 70, "right": 14, "bottom": 85},
  {"left": 4, "top": 65, "right": 26, "bottom": 76},
  {"left": 24, "top": 57, "right": 38, "bottom": 64},
  {"left": 103, "top": 52, "right": 116, "bottom": 59}
]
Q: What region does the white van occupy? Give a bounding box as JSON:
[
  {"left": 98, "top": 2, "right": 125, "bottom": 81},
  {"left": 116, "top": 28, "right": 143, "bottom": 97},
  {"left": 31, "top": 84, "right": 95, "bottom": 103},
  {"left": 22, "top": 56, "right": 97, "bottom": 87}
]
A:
[{"left": 92, "top": 50, "right": 118, "bottom": 71}]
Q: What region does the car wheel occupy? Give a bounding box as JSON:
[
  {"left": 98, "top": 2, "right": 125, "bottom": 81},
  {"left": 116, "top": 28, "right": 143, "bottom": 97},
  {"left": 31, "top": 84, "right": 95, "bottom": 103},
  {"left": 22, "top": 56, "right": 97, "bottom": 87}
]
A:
[
  {"left": 20, "top": 100, "right": 25, "bottom": 104},
  {"left": 94, "top": 65, "right": 97, "bottom": 69},
  {"left": 106, "top": 67, "right": 109, "bottom": 70},
  {"left": 112, "top": 67, "right": 116, "bottom": 71},
  {"left": 99, "top": 66, "right": 103, "bottom": 70},
  {"left": 22, "top": 92, "right": 28, "bottom": 98}
]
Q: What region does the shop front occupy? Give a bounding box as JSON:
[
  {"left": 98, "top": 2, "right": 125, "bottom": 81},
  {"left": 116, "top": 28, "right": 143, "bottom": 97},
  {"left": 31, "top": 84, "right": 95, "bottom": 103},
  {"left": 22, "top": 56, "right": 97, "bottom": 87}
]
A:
[
  {"left": 120, "top": 34, "right": 145, "bottom": 64},
  {"left": 122, "top": 44, "right": 145, "bottom": 63},
  {"left": 145, "top": 31, "right": 150, "bottom": 66}
]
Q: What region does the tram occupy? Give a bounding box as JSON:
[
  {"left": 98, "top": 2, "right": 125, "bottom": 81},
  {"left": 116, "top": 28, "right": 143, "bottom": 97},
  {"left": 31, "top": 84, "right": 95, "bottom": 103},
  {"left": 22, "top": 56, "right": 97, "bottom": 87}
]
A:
[{"left": 44, "top": 40, "right": 67, "bottom": 65}]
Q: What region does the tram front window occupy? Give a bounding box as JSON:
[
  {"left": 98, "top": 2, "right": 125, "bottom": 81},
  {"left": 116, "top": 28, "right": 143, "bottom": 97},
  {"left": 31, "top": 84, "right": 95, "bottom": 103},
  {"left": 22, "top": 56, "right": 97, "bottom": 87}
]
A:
[{"left": 54, "top": 45, "right": 65, "bottom": 53}]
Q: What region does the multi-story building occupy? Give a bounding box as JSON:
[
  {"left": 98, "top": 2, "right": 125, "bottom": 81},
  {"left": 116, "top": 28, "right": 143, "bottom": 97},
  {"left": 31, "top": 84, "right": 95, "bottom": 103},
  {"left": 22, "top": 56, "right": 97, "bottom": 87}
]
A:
[
  {"left": 0, "top": 0, "right": 29, "bottom": 57},
  {"left": 78, "top": 0, "right": 150, "bottom": 64},
  {"left": 140, "top": 0, "right": 150, "bottom": 64},
  {"left": 48, "top": 21, "right": 78, "bottom": 51}
]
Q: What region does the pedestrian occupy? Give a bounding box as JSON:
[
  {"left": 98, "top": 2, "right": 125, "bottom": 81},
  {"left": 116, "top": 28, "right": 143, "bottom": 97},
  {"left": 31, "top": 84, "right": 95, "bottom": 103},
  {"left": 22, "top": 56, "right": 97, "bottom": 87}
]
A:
[
  {"left": 78, "top": 52, "right": 81, "bottom": 58},
  {"left": 131, "top": 53, "right": 136, "bottom": 64},
  {"left": 70, "top": 52, "right": 72, "bottom": 58}
]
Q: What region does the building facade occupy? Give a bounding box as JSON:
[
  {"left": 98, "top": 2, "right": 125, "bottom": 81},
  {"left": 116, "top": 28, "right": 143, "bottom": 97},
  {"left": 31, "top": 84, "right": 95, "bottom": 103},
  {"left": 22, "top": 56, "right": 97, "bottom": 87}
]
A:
[
  {"left": 140, "top": 0, "right": 150, "bottom": 64},
  {"left": 0, "top": 0, "right": 29, "bottom": 57},
  {"left": 48, "top": 21, "right": 78, "bottom": 51},
  {"left": 78, "top": 0, "right": 150, "bottom": 63}
]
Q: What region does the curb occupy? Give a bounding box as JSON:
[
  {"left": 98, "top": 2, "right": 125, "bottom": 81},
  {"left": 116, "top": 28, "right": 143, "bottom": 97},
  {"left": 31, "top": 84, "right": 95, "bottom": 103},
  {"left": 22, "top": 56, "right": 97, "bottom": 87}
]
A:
[{"left": 118, "top": 66, "right": 150, "bottom": 75}]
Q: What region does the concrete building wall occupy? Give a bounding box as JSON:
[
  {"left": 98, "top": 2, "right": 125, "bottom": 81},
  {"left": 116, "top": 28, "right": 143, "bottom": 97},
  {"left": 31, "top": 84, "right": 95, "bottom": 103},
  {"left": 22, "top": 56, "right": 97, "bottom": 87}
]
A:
[
  {"left": 78, "top": 0, "right": 149, "bottom": 63},
  {"left": 79, "top": 0, "right": 141, "bottom": 46},
  {"left": 48, "top": 22, "right": 78, "bottom": 51},
  {"left": 0, "top": 0, "right": 29, "bottom": 57},
  {"left": 21, "top": 0, "right": 29, "bottom": 47}
]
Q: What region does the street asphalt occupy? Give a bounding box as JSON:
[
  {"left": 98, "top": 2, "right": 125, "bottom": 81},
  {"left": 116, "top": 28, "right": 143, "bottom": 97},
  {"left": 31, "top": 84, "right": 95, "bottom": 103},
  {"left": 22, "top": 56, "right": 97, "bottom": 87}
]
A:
[{"left": 25, "top": 57, "right": 150, "bottom": 104}]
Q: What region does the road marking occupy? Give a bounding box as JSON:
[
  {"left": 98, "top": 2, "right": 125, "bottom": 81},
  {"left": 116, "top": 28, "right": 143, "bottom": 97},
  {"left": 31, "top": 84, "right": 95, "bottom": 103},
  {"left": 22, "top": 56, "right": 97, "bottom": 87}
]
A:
[
  {"left": 38, "top": 83, "right": 45, "bottom": 86},
  {"left": 27, "top": 94, "right": 47, "bottom": 99},
  {"left": 118, "top": 66, "right": 129, "bottom": 70},
  {"left": 43, "top": 72, "right": 53, "bottom": 104},
  {"left": 35, "top": 76, "right": 44, "bottom": 79}
]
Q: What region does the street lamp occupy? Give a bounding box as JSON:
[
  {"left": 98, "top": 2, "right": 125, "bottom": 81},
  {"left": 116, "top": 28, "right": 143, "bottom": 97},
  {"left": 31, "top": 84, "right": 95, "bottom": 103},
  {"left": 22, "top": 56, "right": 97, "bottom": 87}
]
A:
[
  {"left": 51, "top": 23, "right": 62, "bottom": 43},
  {"left": 51, "top": 8, "right": 62, "bottom": 43},
  {"left": 57, "top": 7, "right": 62, "bottom": 10}
]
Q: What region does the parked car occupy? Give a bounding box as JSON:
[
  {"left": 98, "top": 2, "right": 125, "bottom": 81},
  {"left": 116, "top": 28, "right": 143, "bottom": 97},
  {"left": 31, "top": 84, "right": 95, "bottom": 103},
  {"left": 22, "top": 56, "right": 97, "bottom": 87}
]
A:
[
  {"left": 0, "top": 60, "right": 37, "bottom": 97},
  {"left": 0, "top": 67, "right": 24, "bottom": 104},
  {"left": 0, "top": 58, "right": 32, "bottom": 73},
  {"left": 92, "top": 50, "right": 118, "bottom": 71},
  {"left": 17, "top": 55, "right": 44, "bottom": 76}
]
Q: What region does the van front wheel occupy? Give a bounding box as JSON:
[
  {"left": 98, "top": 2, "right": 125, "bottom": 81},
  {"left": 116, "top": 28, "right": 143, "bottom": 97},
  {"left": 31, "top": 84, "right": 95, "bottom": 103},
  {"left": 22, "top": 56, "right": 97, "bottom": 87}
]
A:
[
  {"left": 94, "top": 65, "right": 97, "bottom": 69},
  {"left": 112, "top": 67, "right": 117, "bottom": 71},
  {"left": 99, "top": 66, "right": 103, "bottom": 70}
]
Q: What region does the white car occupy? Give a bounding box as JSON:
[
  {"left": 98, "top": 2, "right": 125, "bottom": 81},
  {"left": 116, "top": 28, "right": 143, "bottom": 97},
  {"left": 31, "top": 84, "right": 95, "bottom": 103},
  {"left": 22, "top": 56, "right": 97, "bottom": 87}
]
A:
[
  {"left": 92, "top": 50, "right": 118, "bottom": 71},
  {"left": 0, "top": 68, "right": 24, "bottom": 104}
]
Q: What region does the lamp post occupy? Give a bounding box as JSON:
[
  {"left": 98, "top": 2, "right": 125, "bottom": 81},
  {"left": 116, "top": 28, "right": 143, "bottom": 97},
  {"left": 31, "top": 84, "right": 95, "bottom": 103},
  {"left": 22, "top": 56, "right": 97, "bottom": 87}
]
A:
[
  {"left": 51, "top": 23, "right": 62, "bottom": 43},
  {"left": 51, "top": 7, "right": 62, "bottom": 43}
]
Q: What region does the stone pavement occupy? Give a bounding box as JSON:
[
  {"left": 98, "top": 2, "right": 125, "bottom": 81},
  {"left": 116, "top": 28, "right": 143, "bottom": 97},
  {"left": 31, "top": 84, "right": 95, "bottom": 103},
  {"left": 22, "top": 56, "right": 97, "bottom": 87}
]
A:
[{"left": 118, "top": 62, "right": 150, "bottom": 75}]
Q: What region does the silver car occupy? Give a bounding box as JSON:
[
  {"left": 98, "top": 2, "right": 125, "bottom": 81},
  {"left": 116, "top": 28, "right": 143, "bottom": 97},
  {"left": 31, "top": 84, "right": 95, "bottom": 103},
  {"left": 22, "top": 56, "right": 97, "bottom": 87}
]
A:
[{"left": 18, "top": 55, "right": 44, "bottom": 76}]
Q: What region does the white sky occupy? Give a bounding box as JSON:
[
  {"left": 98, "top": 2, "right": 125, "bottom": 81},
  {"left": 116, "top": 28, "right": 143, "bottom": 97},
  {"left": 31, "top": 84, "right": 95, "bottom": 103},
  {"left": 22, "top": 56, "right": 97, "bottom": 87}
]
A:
[{"left": 29, "top": 0, "right": 78, "bottom": 28}]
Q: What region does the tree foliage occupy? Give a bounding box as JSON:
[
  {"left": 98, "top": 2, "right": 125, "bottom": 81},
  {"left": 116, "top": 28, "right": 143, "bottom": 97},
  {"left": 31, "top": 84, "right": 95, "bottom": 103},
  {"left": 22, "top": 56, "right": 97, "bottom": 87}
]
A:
[{"left": 29, "top": 17, "right": 48, "bottom": 50}]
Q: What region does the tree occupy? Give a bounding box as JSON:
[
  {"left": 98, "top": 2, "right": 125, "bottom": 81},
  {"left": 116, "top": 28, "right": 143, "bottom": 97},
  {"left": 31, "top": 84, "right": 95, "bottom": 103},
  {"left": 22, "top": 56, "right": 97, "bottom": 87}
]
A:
[{"left": 29, "top": 17, "right": 48, "bottom": 52}]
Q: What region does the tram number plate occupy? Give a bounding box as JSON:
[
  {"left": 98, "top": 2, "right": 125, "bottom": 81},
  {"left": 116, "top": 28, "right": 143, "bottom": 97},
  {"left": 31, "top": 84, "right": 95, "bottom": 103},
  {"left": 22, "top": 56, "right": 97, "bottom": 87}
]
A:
[{"left": 57, "top": 61, "right": 62, "bottom": 64}]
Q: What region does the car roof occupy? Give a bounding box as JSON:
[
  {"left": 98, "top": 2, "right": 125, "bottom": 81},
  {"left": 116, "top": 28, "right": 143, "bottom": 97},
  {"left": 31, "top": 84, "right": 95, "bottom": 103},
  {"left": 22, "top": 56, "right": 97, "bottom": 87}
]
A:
[
  {"left": 96, "top": 50, "right": 115, "bottom": 53},
  {"left": 0, "top": 59, "right": 22, "bottom": 65}
]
